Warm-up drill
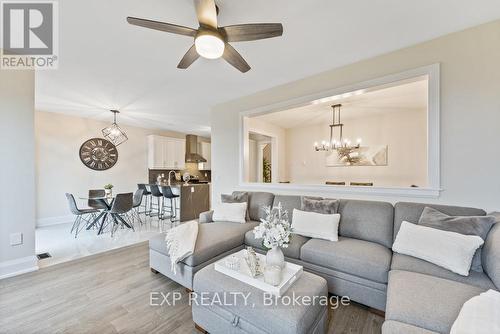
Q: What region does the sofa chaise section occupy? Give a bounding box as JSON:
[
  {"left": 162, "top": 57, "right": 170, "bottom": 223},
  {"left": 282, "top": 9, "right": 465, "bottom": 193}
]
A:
[
  {"left": 149, "top": 221, "right": 259, "bottom": 289},
  {"left": 385, "top": 270, "right": 486, "bottom": 334}
]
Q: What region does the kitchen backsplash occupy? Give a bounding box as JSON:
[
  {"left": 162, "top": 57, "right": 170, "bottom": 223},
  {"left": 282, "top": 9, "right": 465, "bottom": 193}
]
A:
[{"left": 149, "top": 163, "right": 211, "bottom": 184}]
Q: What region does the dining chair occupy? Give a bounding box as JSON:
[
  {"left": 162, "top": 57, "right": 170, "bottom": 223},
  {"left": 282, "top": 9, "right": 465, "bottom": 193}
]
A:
[
  {"left": 88, "top": 189, "right": 107, "bottom": 210},
  {"left": 109, "top": 192, "right": 134, "bottom": 236},
  {"left": 149, "top": 185, "right": 163, "bottom": 218},
  {"left": 137, "top": 184, "right": 151, "bottom": 214},
  {"left": 160, "top": 186, "right": 179, "bottom": 222},
  {"left": 65, "top": 193, "right": 99, "bottom": 238}
]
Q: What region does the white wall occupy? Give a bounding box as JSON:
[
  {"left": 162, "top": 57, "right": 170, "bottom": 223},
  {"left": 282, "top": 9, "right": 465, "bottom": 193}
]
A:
[
  {"left": 0, "top": 69, "right": 37, "bottom": 279},
  {"left": 35, "top": 111, "right": 187, "bottom": 226},
  {"left": 244, "top": 117, "right": 287, "bottom": 182},
  {"left": 285, "top": 108, "right": 427, "bottom": 187},
  {"left": 248, "top": 139, "right": 259, "bottom": 182},
  {"left": 211, "top": 20, "right": 500, "bottom": 212}
]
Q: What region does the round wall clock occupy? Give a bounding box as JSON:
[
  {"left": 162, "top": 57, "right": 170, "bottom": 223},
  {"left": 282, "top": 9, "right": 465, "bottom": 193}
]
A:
[{"left": 79, "top": 138, "right": 118, "bottom": 171}]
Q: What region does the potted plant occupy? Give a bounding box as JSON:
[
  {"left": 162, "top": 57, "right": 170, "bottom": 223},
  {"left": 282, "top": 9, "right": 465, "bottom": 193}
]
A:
[
  {"left": 252, "top": 203, "right": 292, "bottom": 270},
  {"left": 103, "top": 184, "right": 113, "bottom": 199}
]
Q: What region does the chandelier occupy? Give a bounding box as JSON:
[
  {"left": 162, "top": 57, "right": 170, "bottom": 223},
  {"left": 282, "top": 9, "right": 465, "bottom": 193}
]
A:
[
  {"left": 102, "top": 110, "right": 128, "bottom": 146},
  {"left": 314, "top": 104, "right": 361, "bottom": 152}
]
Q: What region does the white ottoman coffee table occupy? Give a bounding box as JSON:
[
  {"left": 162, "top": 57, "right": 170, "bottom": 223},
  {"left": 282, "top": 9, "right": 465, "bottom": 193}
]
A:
[{"left": 192, "top": 263, "right": 329, "bottom": 334}]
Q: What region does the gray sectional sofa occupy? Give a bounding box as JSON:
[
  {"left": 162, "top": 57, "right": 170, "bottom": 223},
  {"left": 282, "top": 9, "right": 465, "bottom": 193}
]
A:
[{"left": 148, "top": 191, "right": 500, "bottom": 334}]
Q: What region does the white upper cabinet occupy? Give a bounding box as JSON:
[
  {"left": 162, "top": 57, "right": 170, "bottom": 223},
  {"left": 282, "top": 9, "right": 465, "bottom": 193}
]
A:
[
  {"left": 198, "top": 141, "right": 211, "bottom": 170},
  {"left": 148, "top": 135, "right": 186, "bottom": 169}
]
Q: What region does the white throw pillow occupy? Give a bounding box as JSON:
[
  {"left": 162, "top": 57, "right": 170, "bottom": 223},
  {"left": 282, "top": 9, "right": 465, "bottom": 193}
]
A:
[
  {"left": 291, "top": 209, "right": 340, "bottom": 241},
  {"left": 212, "top": 202, "right": 248, "bottom": 224},
  {"left": 393, "top": 221, "right": 484, "bottom": 276}
]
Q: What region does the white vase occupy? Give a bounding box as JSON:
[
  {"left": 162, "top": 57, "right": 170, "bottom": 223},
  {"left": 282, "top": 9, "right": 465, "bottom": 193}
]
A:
[
  {"left": 266, "top": 246, "right": 285, "bottom": 269},
  {"left": 105, "top": 189, "right": 112, "bottom": 199}
]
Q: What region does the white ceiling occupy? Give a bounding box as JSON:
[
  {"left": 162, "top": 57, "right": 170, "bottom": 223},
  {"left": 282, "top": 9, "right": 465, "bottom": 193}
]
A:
[
  {"left": 255, "top": 78, "right": 428, "bottom": 129},
  {"left": 36, "top": 0, "right": 500, "bottom": 136}
]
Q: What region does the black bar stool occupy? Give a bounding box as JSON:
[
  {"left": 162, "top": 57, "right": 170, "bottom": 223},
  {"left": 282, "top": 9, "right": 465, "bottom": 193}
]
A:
[
  {"left": 137, "top": 184, "right": 151, "bottom": 215},
  {"left": 160, "top": 186, "right": 180, "bottom": 222},
  {"left": 149, "top": 185, "right": 163, "bottom": 218}
]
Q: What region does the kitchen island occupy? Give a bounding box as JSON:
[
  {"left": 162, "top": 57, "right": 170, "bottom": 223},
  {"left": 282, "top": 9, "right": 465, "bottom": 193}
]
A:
[{"left": 151, "top": 182, "right": 210, "bottom": 222}]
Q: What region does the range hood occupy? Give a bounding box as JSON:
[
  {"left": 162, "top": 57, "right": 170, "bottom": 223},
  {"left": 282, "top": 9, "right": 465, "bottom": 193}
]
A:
[{"left": 185, "top": 134, "right": 207, "bottom": 163}]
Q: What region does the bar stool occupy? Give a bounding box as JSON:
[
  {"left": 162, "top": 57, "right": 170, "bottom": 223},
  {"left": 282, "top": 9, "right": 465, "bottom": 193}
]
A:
[
  {"left": 149, "top": 184, "right": 163, "bottom": 218},
  {"left": 137, "top": 184, "right": 151, "bottom": 214},
  {"left": 131, "top": 188, "right": 145, "bottom": 225},
  {"left": 160, "top": 186, "right": 180, "bottom": 222}
]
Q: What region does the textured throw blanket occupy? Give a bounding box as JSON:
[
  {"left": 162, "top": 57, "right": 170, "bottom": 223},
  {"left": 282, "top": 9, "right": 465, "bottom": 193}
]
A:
[
  {"left": 165, "top": 220, "right": 199, "bottom": 274},
  {"left": 450, "top": 289, "right": 500, "bottom": 334}
]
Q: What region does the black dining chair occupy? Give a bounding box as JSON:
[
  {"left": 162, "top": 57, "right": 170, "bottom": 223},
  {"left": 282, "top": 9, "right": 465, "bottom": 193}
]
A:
[
  {"left": 109, "top": 192, "right": 134, "bottom": 236},
  {"left": 137, "top": 184, "right": 151, "bottom": 214},
  {"left": 149, "top": 185, "right": 163, "bottom": 218},
  {"left": 160, "top": 186, "right": 180, "bottom": 222},
  {"left": 65, "top": 193, "right": 99, "bottom": 238},
  {"left": 88, "top": 189, "right": 107, "bottom": 210}
]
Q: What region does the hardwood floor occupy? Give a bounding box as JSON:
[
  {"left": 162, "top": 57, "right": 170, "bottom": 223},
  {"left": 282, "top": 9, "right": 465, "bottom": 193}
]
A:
[{"left": 0, "top": 242, "right": 383, "bottom": 334}]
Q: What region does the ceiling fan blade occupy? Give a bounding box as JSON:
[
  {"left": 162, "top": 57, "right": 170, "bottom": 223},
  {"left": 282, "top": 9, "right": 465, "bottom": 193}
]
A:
[
  {"left": 222, "top": 43, "right": 251, "bottom": 73},
  {"left": 194, "top": 0, "right": 218, "bottom": 29},
  {"left": 127, "top": 17, "right": 197, "bottom": 37},
  {"left": 177, "top": 45, "right": 200, "bottom": 69},
  {"left": 220, "top": 23, "right": 283, "bottom": 42}
]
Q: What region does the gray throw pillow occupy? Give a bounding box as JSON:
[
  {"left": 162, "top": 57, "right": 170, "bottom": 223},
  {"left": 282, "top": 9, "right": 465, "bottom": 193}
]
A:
[
  {"left": 221, "top": 193, "right": 249, "bottom": 221},
  {"left": 300, "top": 197, "right": 339, "bottom": 214},
  {"left": 418, "top": 207, "right": 496, "bottom": 272}
]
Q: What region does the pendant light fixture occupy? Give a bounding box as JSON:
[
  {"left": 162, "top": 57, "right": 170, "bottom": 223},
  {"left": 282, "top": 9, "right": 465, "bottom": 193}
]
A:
[
  {"left": 314, "top": 104, "right": 361, "bottom": 152},
  {"left": 102, "top": 110, "right": 128, "bottom": 146}
]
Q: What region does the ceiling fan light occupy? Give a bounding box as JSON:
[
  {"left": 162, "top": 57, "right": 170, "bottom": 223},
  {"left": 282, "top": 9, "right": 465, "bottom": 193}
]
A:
[{"left": 195, "top": 34, "right": 225, "bottom": 59}]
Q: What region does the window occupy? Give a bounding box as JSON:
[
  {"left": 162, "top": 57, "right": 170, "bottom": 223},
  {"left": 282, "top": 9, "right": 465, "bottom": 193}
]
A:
[{"left": 240, "top": 64, "right": 440, "bottom": 197}]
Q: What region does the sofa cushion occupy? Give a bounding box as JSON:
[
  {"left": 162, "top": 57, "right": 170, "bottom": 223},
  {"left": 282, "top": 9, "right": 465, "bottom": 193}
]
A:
[
  {"left": 234, "top": 191, "right": 274, "bottom": 221},
  {"left": 244, "top": 230, "right": 310, "bottom": 259},
  {"left": 300, "top": 237, "right": 392, "bottom": 284},
  {"left": 482, "top": 221, "right": 500, "bottom": 289},
  {"left": 382, "top": 320, "right": 439, "bottom": 334},
  {"left": 418, "top": 206, "right": 495, "bottom": 272},
  {"left": 393, "top": 202, "right": 486, "bottom": 240},
  {"left": 391, "top": 253, "right": 496, "bottom": 290},
  {"left": 338, "top": 199, "right": 394, "bottom": 248},
  {"left": 300, "top": 197, "right": 339, "bottom": 214},
  {"left": 386, "top": 270, "right": 485, "bottom": 334},
  {"left": 272, "top": 195, "right": 301, "bottom": 223},
  {"left": 392, "top": 221, "right": 484, "bottom": 276},
  {"left": 221, "top": 192, "right": 249, "bottom": 221},
  {"left": 149, "top": 221, "right": 258, "bottom": 267}
]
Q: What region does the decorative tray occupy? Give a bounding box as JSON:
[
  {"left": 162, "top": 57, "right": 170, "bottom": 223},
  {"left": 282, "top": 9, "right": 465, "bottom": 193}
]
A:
[{"left": 214, "top": 249, "right": 303, "bottom": 297}]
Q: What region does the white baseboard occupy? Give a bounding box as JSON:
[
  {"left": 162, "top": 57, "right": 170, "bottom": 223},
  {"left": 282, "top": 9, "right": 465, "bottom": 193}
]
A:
[
  {"left": 0, "top": 256, "right": 38, "bottom": 280},
  {"left": 36, "top": 215, "right": 74, "bottom": 227}
]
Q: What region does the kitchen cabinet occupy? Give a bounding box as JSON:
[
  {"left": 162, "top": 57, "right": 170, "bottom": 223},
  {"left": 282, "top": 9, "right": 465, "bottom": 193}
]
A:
[
  {"left": 148, "top": 135, "right": 185, "bottom": 169},
  {"left": 198, "top": 141, "right": 211, "bottom": 170}
]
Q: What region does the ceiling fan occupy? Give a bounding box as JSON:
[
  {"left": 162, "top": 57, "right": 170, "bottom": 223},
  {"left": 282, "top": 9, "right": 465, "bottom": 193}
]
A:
[{"left": 126, "top": 0, "right": 283, "bottom": 73}]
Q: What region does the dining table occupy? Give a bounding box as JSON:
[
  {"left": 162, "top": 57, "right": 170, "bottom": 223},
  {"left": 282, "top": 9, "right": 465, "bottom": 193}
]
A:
[{"left": 78, "top": 195, "right": 133, "bottom": 235}]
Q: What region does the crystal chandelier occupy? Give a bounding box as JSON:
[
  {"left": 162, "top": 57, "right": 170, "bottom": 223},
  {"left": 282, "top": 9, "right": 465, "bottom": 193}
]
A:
[
  {"left": 102, "top": 110, "right": 128, "bottom": 146},
  {"left": 314, "top": 104, "right": 361, "bottom": 151}
]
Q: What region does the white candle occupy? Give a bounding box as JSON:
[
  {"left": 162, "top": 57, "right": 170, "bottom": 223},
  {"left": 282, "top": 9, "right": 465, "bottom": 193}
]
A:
[{"left": 264, "top": 265, "right": 282, "bottom": 286}]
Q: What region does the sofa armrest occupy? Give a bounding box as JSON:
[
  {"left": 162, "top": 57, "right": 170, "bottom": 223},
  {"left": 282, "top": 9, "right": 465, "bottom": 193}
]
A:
[
  {"left": 199, "top": 210, "right": 214, "bottom": 224},
  {"left": 483, "top": 219, "right": 500, "bottom": 289}
]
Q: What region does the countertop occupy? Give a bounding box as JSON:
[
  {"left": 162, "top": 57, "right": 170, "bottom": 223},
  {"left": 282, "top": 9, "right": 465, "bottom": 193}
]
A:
[{"left": 151, "top": 182, "right": 210, "bottom": 188}]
